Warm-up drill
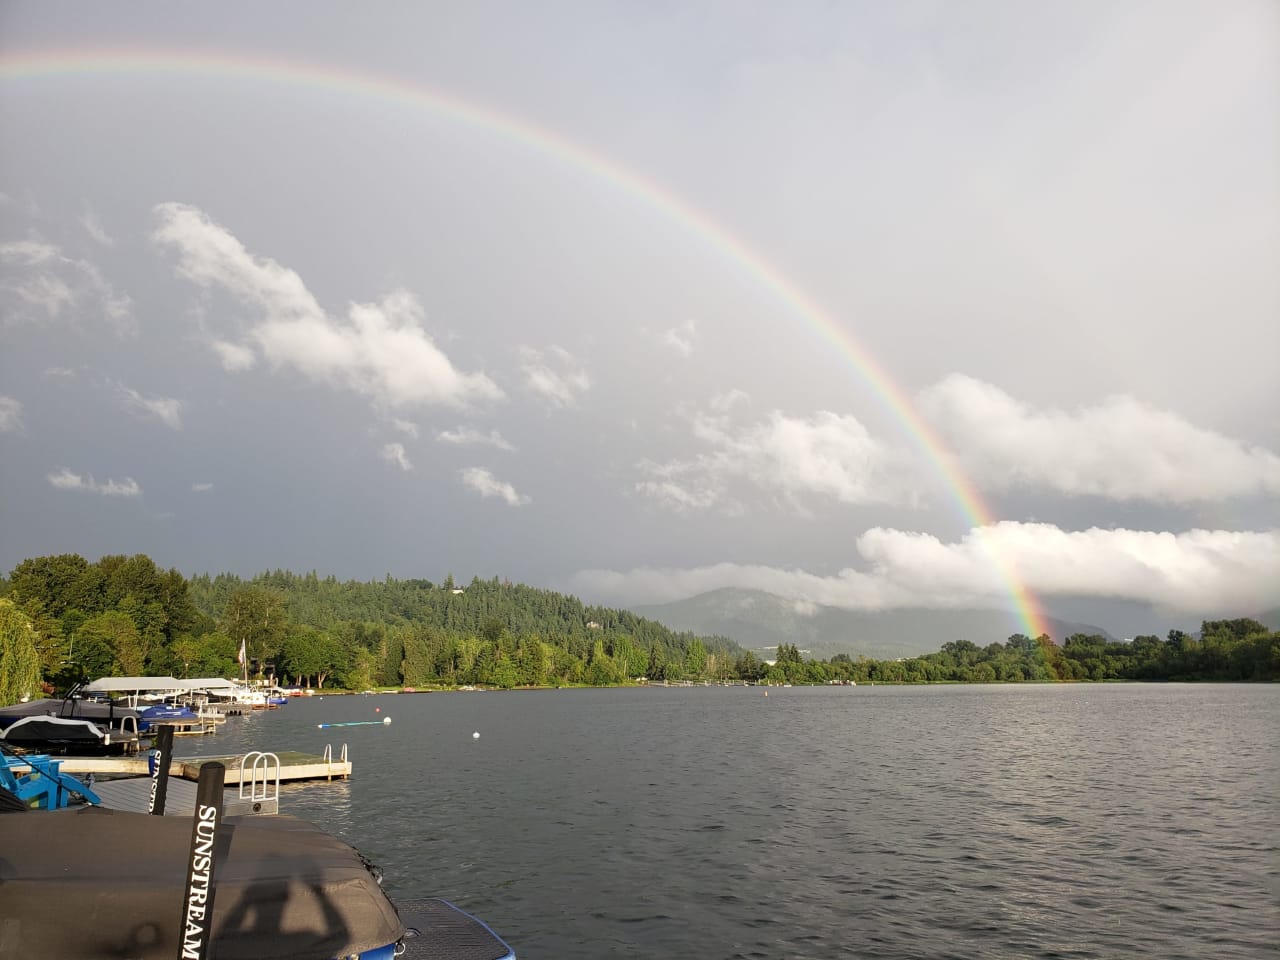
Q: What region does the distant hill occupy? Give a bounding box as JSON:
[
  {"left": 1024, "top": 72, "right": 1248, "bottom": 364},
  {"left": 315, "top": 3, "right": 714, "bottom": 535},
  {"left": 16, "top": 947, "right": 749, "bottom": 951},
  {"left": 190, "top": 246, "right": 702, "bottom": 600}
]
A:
[{"left": 632, "top": 588, "right": 1114, "bottom": 660}]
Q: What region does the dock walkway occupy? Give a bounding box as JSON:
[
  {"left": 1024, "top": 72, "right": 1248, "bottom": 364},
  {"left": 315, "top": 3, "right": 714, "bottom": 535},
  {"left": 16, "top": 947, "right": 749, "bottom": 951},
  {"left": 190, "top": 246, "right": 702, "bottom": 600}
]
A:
[{"left": 36, "top": 749, "right": 351, "bottom": 783}]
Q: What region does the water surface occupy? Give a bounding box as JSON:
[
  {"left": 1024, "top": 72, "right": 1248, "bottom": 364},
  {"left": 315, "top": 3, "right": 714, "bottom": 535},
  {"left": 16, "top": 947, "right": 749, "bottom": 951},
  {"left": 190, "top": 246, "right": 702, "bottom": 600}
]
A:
[{"left": 184, "top": 684, "right": 1280, "bottom": 958}]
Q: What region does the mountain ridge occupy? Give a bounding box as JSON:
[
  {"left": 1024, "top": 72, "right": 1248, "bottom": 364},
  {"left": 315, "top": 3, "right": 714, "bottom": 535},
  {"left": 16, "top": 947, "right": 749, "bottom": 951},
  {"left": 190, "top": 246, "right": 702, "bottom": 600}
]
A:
[{"left": 632, "top": 587, "right": 1115, "bottom": 660}]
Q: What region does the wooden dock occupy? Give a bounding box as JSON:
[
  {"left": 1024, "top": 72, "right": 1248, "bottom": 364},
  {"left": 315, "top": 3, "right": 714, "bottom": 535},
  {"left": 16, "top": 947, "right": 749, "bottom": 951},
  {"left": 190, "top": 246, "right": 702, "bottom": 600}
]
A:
[
  {"left": 29, "top": 749, "right": 351, "bottom": 783},
  {"left": 176, "top": 751, "right": 351, "bottom": 784}
]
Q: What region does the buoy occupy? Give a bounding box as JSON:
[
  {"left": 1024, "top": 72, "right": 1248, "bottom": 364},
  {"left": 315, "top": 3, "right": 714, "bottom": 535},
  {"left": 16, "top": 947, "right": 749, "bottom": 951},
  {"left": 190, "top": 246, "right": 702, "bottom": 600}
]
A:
[
  {"left": 375, "top": 707, "right": 381, "bottom": 713},
  {"left": 383, "top": 716, "right": 392, "bottom": 725},
  {"left": 472, "top": 731, "right": 480, "bottom": 739}
]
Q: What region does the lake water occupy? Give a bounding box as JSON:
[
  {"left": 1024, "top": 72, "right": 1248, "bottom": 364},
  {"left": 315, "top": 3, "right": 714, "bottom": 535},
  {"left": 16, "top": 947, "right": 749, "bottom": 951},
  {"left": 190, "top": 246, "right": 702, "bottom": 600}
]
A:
[{"left": 183, "top": 684, "right": 1280, "bottom": 959}]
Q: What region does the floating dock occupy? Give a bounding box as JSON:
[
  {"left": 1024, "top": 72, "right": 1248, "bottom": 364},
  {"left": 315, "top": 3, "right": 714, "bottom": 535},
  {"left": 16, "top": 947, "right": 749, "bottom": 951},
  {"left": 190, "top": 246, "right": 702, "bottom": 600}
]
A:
[{"left": 25, "top": 748, "right": 351, "bottom": 783}]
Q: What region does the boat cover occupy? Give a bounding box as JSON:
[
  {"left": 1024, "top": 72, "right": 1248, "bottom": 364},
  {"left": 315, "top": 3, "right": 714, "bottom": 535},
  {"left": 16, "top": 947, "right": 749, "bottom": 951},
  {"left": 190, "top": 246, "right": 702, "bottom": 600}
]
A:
[
  {"left": 0, "top": 714, "right": 107, "bottom": 745},
  {"left": 0, "top": 806, "right": 405, "bottom": 960}
]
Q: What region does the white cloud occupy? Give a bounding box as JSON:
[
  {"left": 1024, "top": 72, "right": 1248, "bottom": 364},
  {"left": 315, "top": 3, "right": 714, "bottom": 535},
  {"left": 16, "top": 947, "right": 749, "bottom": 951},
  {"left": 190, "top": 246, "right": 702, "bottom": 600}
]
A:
[
  {"left": 437, "top": 426, "right": 514, "bottom": 451},
  {"left": 708, "top": 388, "right": 749, "bottom": 413},
  {"left": 661, "top": 319, "right": 697, "bottom": 357},
  {"left": 115, "top": 383, "right": 182, "bottom": 430},
  {"left": 392, "top": 418, "right": 419, "bottom": 438},
  {"left": 0, "top": 396, "right": 23, "bottom": 433},
  {"left": 381, "top": 442, "right": 413, "bottom": 471},
  {"left": 43, "top": 367, "right": 76, "bottom": 378},
  {"left": 192, "top": 482, "right": 214, "bottom": 493},
  {"left": 573, "top": 523, "right": 1280, "bottom": 617},
  {"left": 152, "top": 202, "right": 503, "bottom": 409},
  {"left": 0, "top": 239, "right": 135, "bottom": 334},
  {"left": 81, "top": 206, "right": 115, "bottom": 247},
  {"left": 637, "top": 407, "right": 902, "bottom": 512},
  {"left": 46, "top": 468, "right": 141, "bottom": 497},
  {"left": 920, "top": 374, "right": 1280, "bottom": 502},
  {"left": 211, "top": 340, "right": 256, "bottom": 372},
  {"left": 519, "top": 345, "right": 590, "bottom": 407},
  {"left": 459, "top": 467, "right": 529, "bottom": 506}
]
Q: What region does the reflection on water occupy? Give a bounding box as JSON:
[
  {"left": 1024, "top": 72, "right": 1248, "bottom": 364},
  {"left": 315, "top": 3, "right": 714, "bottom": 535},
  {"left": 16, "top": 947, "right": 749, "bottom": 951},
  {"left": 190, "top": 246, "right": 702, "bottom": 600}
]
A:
[{"left": 177, "top": 685, "right": 1280, "bottom": 960}]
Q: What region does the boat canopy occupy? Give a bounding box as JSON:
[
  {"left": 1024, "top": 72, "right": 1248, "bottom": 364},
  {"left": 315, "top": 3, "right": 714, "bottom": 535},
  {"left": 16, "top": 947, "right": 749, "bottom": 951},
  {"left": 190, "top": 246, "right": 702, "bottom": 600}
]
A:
[
  {"left": 81, "top": 676, "right": 183, "bottom": 693},
  {"left": 173, "top": 677, "right": 241, "bottom": 691}
]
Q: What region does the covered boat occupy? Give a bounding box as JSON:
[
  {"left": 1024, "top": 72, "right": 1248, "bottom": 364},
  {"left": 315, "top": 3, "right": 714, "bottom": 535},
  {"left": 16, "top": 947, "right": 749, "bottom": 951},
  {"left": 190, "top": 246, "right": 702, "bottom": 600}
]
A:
[
  {"left": 0, "top": 715, "right": 112, "bottom": 753},
  {"left": 0, "top": 802, "right": 516, "bottom": 959}
]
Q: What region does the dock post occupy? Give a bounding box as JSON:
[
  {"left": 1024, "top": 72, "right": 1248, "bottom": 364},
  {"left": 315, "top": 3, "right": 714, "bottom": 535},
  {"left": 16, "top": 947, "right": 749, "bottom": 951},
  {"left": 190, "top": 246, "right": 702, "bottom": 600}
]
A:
[
  {"left": 178, "top": 762, "right": 225, "bottom": 960},
  {"left": 148, "top": 725, "right": 174, "bottom": 815}
]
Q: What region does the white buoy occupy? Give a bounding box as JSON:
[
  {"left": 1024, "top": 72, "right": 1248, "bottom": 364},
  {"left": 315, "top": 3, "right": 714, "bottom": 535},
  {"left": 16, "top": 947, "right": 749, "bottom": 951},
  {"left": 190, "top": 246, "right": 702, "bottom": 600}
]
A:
[
  {"left": 473, "top": 731, "right": 480, "bottom": 739},
  {"left": 383, "top": 716, "right": 392, "bottom": 725}
]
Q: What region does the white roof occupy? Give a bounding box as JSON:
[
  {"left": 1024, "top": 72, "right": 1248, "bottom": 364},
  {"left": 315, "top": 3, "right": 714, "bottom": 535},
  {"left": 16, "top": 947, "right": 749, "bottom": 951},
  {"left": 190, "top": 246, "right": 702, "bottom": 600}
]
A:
[
  {"left": 173, "top": 678, "right": 241, "bottom": 691},
  {"left": 82, "top": 676, "right": 183, "bottom": 692}
]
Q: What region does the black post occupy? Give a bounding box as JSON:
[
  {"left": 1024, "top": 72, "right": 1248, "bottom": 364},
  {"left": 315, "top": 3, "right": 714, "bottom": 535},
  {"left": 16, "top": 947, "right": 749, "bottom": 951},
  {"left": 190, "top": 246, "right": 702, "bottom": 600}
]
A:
[
  {"left": 148, "top": 725, "right": 175, "bottom": 815},
  {"left": 178, "top": 761, "right": 225, "bottom": 960}
]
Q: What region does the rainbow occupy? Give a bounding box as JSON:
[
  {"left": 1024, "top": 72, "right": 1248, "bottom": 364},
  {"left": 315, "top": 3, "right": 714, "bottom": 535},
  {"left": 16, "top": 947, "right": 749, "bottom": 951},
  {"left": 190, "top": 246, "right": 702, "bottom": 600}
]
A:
[{"left": 1, "top": 47, "right": 1052, "bottom": 638}]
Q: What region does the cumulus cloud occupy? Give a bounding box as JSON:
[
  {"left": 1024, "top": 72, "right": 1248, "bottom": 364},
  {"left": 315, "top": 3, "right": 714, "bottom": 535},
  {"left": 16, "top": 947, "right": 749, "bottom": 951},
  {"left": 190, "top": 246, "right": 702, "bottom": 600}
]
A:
[
  {"left": 211, "top": 340, "right": 256, "bottom": 372},
  {"left": 81, "top": 206, "right": 115, "bottom": 247},
  {"left": 459, "top": 466, "right": 529, "bottom": 506},
  {"left": 573, "top": 523, "right": 1280, "bottom": 616},
  {"left": 920, "top": 374, "right": 1280, "bottom": 502},
  {"left": 392, "top": 418, "right": 419, "bottom": 438},
  {"left": 637, "top": 407, "right": 902, "bottom": 513},
  {"left": 437, "top": 426, "right": 514, "bottom": 451},
  {"left": 661, "top": 319, "right": 697, "bottom": 357},
  {"left": 115, "top": 383, "right": 182, "bottom": 430},
  {"left": 0, "top": 396, "right": 23, "bottom": 433},
  {"left": 152, "top": 202, "right": 503, "bottom": 409},
  {"left": 47, "top": 468, "right": 141, "bottom": 497},
  {"left": 192, "top": 482, "right": 214, "bottom": 493},
  {"left": 0, "top": 238, "right": 135, "bottom": 334},
  {"left": 381, "top": 442, "right": 413, "bottom": 471},
  {"left": 519, "top": 345, "right": 590, "bottom": 407}
]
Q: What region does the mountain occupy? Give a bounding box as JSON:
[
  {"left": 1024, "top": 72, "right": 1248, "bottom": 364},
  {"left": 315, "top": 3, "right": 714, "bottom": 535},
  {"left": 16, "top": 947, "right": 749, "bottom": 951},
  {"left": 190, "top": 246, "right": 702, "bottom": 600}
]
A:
[{"left": 632, "top": 588, "right": 1114, "bottom": 661}]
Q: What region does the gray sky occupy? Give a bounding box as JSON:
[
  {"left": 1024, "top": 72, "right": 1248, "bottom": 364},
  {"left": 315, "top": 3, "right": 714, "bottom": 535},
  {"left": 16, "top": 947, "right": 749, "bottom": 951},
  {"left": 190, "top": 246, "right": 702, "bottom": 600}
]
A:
[{"left": 1, "top": 1, "right": 1277, "bottom": 638}]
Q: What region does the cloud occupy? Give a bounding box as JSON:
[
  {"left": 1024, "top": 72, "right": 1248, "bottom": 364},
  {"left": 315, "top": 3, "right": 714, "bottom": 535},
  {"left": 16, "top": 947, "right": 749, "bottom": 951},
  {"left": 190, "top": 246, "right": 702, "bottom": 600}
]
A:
[
  {"left": 46, "top": 468, "right": 141, "bottom": 497},
  {"left": 192, "top": 482, "right": 214, "bottom": 493},
  {"left": 661, "top": 319, "right": 697, "bottom": 357},
  {"left": 519, "top": 345, "right": 590, "bottom": 407},
  {"left": 637, "top": 407, "right": 902, "bottom": 513},
  {"left": 0, "top": 238, "right": 135, "bottom": 334},
  {"left": 43, "top": 366, "right": 76, "bottom": 378},
  {"left": 0, "top": 396, "right": 23, "bottom": 433},
  {"left": 114, "top": 383, "right": 182, "bottom": 430},
  {"left": 392, "top": 418, "right": 419, "bottom": 438},
  {"left": 211, "top": 340, "right": 256, "bottom": 372},
  {"left": 920, "top": 375, "right": 1280, "bottom": 502},
  {"left": 437, "top": 426, "right": 515, "bottom": 451},
  {"left": 381, "top": 442, "right": 413, "bottom": 471},
  {"left": 81, "top": 206, "right": 115, "bottom": 247},
  {"left": 573, "top": 523, "right": 1280, "bottom": 617},
  {"left": 152, "top": 202, "right": 503, "bottom": 409},
  {"left": 459, "top": 467, "right": 529, "bottom": 506}
]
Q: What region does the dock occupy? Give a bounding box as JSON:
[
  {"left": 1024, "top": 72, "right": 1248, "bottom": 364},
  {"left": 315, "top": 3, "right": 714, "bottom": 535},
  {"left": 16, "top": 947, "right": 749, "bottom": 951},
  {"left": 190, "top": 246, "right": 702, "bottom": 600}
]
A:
[{"left": 23, "top": 748, "right": 351, "bottom": 783}]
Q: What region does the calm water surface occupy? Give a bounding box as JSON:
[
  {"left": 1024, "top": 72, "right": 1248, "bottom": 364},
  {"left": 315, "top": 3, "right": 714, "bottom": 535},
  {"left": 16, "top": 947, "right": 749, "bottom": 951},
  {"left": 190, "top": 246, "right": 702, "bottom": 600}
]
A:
[{"left": 184, "top": 684, "right": 1280, "bottom": 959}]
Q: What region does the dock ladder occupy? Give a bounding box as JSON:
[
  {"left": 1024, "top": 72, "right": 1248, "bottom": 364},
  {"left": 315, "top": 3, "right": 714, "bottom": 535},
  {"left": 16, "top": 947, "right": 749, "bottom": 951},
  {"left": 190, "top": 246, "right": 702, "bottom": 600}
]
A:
[
  {"left": 227, "top": 750, "right": 280, "bottom": 815},
  {"left": 322, "top": 742, "right": 349, "bottom": 780}
]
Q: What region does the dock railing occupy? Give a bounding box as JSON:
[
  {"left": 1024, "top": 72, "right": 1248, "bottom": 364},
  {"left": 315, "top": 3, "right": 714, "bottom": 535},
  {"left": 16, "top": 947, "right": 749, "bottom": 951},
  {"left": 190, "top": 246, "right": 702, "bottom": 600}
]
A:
[
  {"left": 228, "top": 750, "right": 279, "bottom": 815},
  {"left": 322, "top": 743, "right": 349, "bottom": 780}
]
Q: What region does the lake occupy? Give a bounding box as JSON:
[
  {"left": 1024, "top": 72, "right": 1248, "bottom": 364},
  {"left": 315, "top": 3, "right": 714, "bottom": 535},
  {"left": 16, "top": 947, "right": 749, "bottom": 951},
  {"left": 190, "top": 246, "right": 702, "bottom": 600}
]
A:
[{"left": 182, "top": 684, "right": 1280, "bottom": 959}]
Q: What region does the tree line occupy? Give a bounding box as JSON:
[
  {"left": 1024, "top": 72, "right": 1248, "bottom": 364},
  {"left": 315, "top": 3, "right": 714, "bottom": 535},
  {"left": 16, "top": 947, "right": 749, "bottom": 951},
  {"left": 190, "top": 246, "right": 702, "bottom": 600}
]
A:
[
  {"left": 1, "top": 553, "right": 1274, "bottom": 707},
  {"left": 0, "top": 554, "right": 739, "bottom": 698}
]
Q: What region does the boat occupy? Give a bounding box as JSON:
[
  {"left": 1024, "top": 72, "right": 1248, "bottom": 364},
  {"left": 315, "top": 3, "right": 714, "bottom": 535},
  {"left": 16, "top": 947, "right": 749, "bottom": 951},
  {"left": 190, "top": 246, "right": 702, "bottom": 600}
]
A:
[
  {"left": 0, "top": 715, "right": 116, "bottom": 754},
  {"left": 0, "top": 803, "right": 516, "bottom": 959},
  {"left": 0, "top": 756, "right": 517, "bottom": 959}
]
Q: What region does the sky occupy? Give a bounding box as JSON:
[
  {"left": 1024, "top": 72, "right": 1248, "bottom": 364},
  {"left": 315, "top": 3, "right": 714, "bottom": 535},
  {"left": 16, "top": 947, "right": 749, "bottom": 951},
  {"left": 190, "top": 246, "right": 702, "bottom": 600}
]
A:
[{"left": 1, "top": 1, "right": 1277, "bottom": 639}]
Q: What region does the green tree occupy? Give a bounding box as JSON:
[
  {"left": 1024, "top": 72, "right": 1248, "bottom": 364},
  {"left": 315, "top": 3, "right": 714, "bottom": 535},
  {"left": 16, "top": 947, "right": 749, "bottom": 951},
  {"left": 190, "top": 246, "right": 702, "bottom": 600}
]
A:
[
  {"left": 74, "top": 610, "right": 144, "bottom": 677},
  {"left": 221, "top": 588, "right": 288, "bottom": 678},
  {"left": 0, "top": 599, "right": 43, "bottom": 705}
]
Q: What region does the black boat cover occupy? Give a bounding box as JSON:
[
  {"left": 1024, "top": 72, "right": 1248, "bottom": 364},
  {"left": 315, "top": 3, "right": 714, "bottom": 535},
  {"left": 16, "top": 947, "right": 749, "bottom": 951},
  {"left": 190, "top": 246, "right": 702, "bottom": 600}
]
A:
[{"left": 0, "top": 805, "right": 405, "bottom": 960}]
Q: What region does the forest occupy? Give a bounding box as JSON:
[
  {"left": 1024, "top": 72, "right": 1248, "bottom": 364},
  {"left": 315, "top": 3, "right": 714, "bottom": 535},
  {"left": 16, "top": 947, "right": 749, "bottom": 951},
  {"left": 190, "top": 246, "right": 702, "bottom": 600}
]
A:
[{"left": 1, "top": 553, "right": 1276, "bottom": 705}]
